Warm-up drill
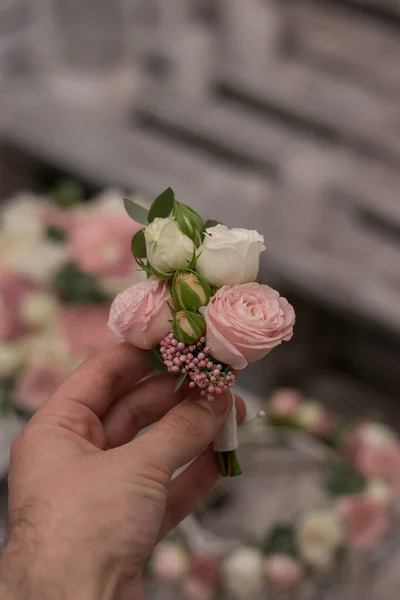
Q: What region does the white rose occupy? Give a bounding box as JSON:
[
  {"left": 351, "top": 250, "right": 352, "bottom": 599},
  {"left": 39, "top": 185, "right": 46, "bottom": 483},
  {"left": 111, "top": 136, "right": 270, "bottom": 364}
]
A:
[
  {"left": 297, "top": 509, "right": 344, "bottom": 570},
  {"left": 294, "top": 401, "right": 324, "bottom": 430},
  {"left": 145, "top": 217, "right": 194, "bottom": 275},
  {"left": 151, "top": 542, "right": 189, "bottom": 582},
  {"left": 221, "top": 547, "right": 265, "bottom": 597},
  {"left": 359, "top": 423, "right": 397, "bottom": 449},
  {"left": 196, "top": 224, "right": 265, "bottom": 287},
  {"left": 366, "top": 478, "right": 393, "bottom": 506},
  {"left": 21, "top": 292, "right": 60, "bottom": 328},
  {"left": 0, "top": 343, "right": 23, "bottom": 376},
  {"left": 1, "top": 195, "right": 44, "bottom": 239},
  {"left": 10, "top": 241, "right": 68, "bottom": 283}
]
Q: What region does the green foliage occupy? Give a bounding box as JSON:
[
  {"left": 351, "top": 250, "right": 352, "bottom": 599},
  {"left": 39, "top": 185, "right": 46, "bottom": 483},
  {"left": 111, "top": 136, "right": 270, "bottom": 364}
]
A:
[
  {"left": 124, "top": 199, "right": 149, "bottom": 225},
  {"left": 45, "top": 224, "right": 67, "bottom": 242},
  {"left": 53, "top": 262, "right": 110, "bottom": 305},
  {"left": 148, "top": 187, "right": 175, "bottom": 223}
]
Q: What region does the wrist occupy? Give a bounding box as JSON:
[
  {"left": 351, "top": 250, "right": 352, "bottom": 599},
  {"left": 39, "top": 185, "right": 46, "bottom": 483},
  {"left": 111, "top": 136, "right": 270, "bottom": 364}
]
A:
[{"left": 0, "top": 537, "right": 119, "bottom": 600}]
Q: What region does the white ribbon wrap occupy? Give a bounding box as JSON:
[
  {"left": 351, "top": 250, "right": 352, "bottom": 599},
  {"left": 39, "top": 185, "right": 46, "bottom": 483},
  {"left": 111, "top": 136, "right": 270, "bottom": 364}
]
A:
[{"left": 213, "top": 391, "right": 238, "bottom": 452}]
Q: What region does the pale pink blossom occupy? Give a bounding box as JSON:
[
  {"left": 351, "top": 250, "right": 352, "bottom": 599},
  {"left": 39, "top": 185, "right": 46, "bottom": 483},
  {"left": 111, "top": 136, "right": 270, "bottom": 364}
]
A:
[
  {"left": 338, "top": 496, "right": 389, "bottom": 550},
  {"left": 183, "top": 578, "right": 214, "bottom": 600},
  {"left": 58, "top": 306, "right": 116, "bottom": 356},
  {"left": 151, "top": 543, "right": 189, "bottom": 582},
  {"left": 108, "top": 277, "right": 173, "bottom": 350},
  {"left": 40, "top": 204, "right": 74, "bottom": 231},
  {"left": 269, "top": 388, "right": 302, "bottom": 418},
  {"left": 0, "top": 272, "right": 37, "bottom": 340},
  {"left": 188, "top": 554, "right": 220, "bottom": 587},
  {"left": 201, "top": 283, "right": 295, "bottom": 369},
  {"left": 264, "top": 554, "right": 304, "bottom": 590},
  {"left": 15, "top": 364, "right": 67, "bottom": 413},
  {"left": 69, "top": 213, "right": 141, "bottom": 277}
]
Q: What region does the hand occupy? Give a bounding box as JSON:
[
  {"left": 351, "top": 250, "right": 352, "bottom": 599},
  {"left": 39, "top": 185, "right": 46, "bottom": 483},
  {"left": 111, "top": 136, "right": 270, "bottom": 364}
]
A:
[{"left": 0, "top": 343, "right": 245, "bottom": 600}]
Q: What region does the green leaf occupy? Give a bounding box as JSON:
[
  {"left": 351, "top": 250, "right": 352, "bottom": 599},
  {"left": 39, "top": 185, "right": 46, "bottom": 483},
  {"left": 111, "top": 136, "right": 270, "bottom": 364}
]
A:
[
  {"left": 145, "top": 348, "right": 168, "bottom": 373},
  {"left": 148, "top": 187, "right": 175, "bottom": 223},
  {"left": 52, "top": 180, "right": 85, "bottom": 207},
  {"left": 326, "top": 462, "right": 366, "bottom": 497},
  {"left": 150, "top": 265, "right": 175, "bottom": 280},
  {"left": 131, "top": 229, "right": 147, "bottom": 259},
  {"left": 175, "top": 372, "right": 187, "bottom": 391},
  {"left": 204, "top": 219, "right": 222, "bottom": 230},
  {"left": 124, "top": 198, "right": 149, "bottom": 225},
  {"left": 45, "top": 224, "right": 67, "bottom": 242},
  {"left": 263, "top": 525, "right": 298, "bottom": 557},
  {"left": 53, "top": 262, "right": 110, "bottom": 305}
]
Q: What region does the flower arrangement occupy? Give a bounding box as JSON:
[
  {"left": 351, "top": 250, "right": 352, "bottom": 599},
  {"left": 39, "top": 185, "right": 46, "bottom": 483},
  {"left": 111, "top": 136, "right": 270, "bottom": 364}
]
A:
[
  {"left": 0, "top": 182, "right": 146, "bottom": 415},
  {"left": 107, "top": 188, "right": 296, "bottom": 475},
  {"left": 144, "top": 388, "right": 400, "bottom": 598}
]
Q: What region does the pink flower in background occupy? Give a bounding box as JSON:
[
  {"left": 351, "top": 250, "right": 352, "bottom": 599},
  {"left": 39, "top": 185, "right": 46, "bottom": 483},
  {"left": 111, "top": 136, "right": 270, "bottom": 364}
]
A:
[
  {"left": 15, "top": 364, "right": 67, "bottom": 413},
  {"left": 269, "top": 388, "right": 301, "bottom": 418},
  {"left": 0, "top": 272, "right": 37, "bottom": 340},
  {"left": 40, "top": 204, "right": 74, "bottom": 231},
  {"left": 183, "top": 578, "right": 214, "bottom": 600},
  {"left": 264, "top": 554, "right": 304, "bottom": 590},
  {"left": 355, "top": 445, "right": 400, "bottom": 494},
  {"left": 338, "top": 497, "right": 389, "bottom": 550},
  {"left": 69, "top": 214, "right": 141, "bottom": 277},
  {"left": 108, "top": 277, "right": 173, "bottom": 350},
  {"left": 188, "top": 554, "right": 220, "bottom": 588},
  {"left": 59, "top": 306, "right": 116, "bottom": 356},
  {"left": 201, "top": 283, "right": 295, "bottom": 369}
]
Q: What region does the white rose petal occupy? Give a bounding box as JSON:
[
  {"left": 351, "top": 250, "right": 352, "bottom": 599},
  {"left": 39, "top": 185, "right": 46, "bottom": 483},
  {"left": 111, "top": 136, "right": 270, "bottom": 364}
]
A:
[
  {"left": 297, "top": 509, "right": 344, "bottom": 570},
  {"left": 21, "top": 292, "right": 60, "bottom": 328},
  {"left": 196, "top": 224, "right": 265, "bottom": 287},
  {"left": 221, "top": 547, "right": 265, "bottom": 597},
  {"left": 145, "top": 217, "right": 194, "bottom": 274},
  {"left": 0, "top": 343, "right": 23, "bottom": 376},
  {"left": 1, "top": 195, "right": 44, "bottom": 239}
]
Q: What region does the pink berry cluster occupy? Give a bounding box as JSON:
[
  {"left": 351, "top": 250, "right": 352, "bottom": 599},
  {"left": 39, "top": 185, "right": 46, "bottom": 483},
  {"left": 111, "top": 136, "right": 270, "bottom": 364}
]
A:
[{"left": 159, "top": 333, "right": 236, "bottom": 401}]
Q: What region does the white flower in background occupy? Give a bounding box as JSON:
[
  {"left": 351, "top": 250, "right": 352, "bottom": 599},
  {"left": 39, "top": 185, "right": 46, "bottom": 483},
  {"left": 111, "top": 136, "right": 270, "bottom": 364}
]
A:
[
  {"left": 1, "top": 195, "right": 44, "bottom": 240},
  {"left": 297, "top": 509, "right": 344, "bottom": 570},
  {"left": 221, "top": 547, "right": 265, "bottom": 597},
  {"left": 151, "top": 542, "right": 189, "bottom": 582},
  {"left": 101, "top": 271, "right": 146, "bottom": 296},
  {"left": 9, "top": 241, "right": 68, "bottom": 283},
  {"left": 366, "top": 478, "right": 393, "bottom": 506},
  {"left": 358, "top": 423, "right": 397, "bottom": 449},
  {"left": 294, "top": 401, "right": 324, "bottom": 430},
  {"left": 20, "top": 292, "right": 60, "bottom": 328},
  {"left": 21, "top": 330, "right": 71, "bottom": 369},
  {"left": 144, "top": 217, "right": 194, "bottom": 275},
  {"left": 0, "top": 342, "right": 23, "bottom": 377},
  {"left": 196, "top": 224, "right": 265, "bottom": 287}
]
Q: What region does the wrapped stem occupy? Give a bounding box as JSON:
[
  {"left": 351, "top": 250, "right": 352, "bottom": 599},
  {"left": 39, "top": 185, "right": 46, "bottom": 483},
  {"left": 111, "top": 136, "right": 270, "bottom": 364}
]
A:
[{"left": 213, "top": 391, "right": 241, "bottom": 477}]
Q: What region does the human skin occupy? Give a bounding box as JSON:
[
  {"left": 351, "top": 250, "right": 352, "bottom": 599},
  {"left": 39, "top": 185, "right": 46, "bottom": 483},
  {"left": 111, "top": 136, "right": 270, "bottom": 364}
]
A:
[{"left": 0, "top": 343, "right": 245, "bottom": 600}]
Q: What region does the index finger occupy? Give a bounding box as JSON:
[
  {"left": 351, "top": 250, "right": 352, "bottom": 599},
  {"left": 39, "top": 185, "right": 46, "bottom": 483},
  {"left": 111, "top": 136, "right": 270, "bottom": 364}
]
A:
[{"left": 43, "top": 343, "right": 151, "bottom": 419}]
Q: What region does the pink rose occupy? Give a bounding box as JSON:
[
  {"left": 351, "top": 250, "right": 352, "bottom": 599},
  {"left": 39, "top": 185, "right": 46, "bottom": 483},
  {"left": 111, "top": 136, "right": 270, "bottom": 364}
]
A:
[
  {"left": 183, "top": 578, "right": 214, "bottom": 600},
  {"left": 356, "top": 446, "right": 400, "bottom": 494},
  {"left": 15, "top": 364, "right": 67, "bottom": 413},
  {"left": 201, "top": 283, "right": 295, "bottom": 369},
  {"left": 58, "top": 306, "right": 116, "bottom": 357},
  {"left": 69, "top": 213, "right": 141, "bottom": 277},
  {"left": 0, "top": 272, "right": 37, "bottom": 341},
  {"left": 40, "top": 204, "right": 74, "bottom": 231},
  {"left": 188, "top": 554, "right": 220, "bottom": 587},
  {"left": 108, "top": 277, "right": 173, "bottom": 350},
  {"left": 264, "top": 554, "right": 304, "bottom": 590},
  {"left": 269, "top": 388, "right": 301, "bottom": 418},
  {"left": 338, "top": 496, "right": 389, "bottom": 550}
]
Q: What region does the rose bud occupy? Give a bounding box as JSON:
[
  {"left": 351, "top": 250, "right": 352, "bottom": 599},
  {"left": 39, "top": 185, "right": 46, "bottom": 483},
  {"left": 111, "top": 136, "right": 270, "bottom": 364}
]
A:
[
  {"left": 173, "top": 202, "right": 204, "bottom": 247},
  {"left": 173, "top": 310, "right": 206, "bottom": 345},
  {"left": 144, "top": 217, "right": 195, "bottom": 278},
  {"left": 172, "top": 270, "right": 212, "bottom": 311}
]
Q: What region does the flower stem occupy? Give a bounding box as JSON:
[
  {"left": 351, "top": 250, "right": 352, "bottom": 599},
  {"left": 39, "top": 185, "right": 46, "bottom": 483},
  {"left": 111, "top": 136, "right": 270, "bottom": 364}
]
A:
[{"left": 216, "top": 450, "right": 242, "bottom": 477}]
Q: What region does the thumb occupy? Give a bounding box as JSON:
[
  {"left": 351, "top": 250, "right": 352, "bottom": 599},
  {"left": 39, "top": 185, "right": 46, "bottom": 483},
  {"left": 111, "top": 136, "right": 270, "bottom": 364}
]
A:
[{"left": 128, "top": 391, "right": 232, "bottom": 477}]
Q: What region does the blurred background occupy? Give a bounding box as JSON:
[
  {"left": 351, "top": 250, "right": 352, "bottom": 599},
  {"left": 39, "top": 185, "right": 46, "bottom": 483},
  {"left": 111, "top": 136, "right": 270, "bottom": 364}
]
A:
[{"left": 1, "top": 0, "right": 400, "bottom": 598}]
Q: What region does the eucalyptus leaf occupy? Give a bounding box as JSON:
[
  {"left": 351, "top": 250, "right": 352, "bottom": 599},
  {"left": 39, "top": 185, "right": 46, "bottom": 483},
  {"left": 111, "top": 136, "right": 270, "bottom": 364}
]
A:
[
  {"left": 204, "top": 219, "right": 222, "bottom": 230},
  {"left": 263, "top": 525, "right": 298, "bottom": 557},
  {"left": 145, "top": 348, "right": 168, "bottom": 373},
  {"left": 175, "top": 372, "right": 187, "bottom": 391},
  {"left": 124, "top": 198, "right": 149, "bottom": 225},
  {"left": 131, "top": 229, "right": 147, "bottom": 259},
  {"left": 326, "top": 462, "right": 366, "bottom": 497},
  {"left": 148, "top": 187, "right": 175, "bottom": 223}
]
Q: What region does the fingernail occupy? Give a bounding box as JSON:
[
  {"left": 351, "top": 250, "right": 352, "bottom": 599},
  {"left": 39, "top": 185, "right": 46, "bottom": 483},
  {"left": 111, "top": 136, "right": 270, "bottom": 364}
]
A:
[{"left": 195, "top": 393, "right": 230, "bottom": 416}]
